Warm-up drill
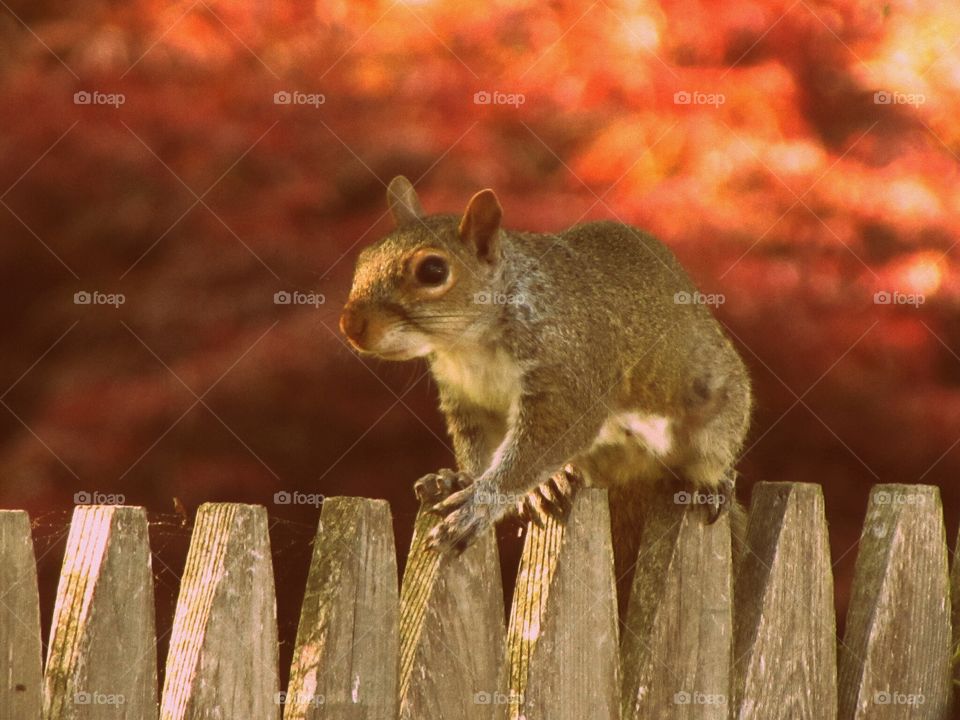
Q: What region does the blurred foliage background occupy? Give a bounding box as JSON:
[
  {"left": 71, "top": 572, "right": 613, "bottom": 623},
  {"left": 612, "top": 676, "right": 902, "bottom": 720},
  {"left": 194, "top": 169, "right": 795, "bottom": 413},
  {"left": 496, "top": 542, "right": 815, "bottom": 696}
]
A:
[{"left": 1, "top": 0, "right": 958, "bottom": 681}]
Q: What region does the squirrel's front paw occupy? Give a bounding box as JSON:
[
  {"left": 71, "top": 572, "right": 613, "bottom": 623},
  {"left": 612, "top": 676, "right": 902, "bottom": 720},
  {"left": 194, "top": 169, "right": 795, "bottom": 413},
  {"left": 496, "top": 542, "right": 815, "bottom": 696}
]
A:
[
  {"left": 414, "top": 468, "right": 472, "bottom": 504},
  {"left": 425, "top": 482, "right": 495, "bottom": 554}
]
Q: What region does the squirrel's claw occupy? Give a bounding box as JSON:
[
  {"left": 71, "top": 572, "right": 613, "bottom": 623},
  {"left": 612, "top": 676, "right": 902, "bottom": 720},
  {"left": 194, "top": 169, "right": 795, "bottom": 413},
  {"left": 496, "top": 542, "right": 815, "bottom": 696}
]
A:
[
  {"left": 706, "top": 473, "right": 736, "bottom": 525},
  {"left": 415, "top": 468, "right": 472, "bottom": 504},
  {"left": 428, "top": 483, "right": 473, "bottom": 517},
  {"left": 518, "top": 490, "right": 549, "bottom": 528},
  {"left": 517, "top": 463, "right": 584, "bottom": 526},
  {"left": 553, "top": 463, "right": 584, "bottom": 510}
]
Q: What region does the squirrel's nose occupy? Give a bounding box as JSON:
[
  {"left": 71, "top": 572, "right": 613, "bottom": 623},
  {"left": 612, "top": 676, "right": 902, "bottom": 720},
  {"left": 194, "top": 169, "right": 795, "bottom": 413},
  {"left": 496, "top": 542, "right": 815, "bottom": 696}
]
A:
[{"left": 340, "top": 304, "right": 368, "bottom": 347}]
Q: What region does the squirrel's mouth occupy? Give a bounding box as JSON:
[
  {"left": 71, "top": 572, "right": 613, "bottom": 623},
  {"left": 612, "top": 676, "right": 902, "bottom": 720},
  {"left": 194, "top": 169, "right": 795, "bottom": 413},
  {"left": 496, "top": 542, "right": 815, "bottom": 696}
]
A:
[
  {"left": 349, "top": 330, "right": 432, "bottom": 362},
  {"left": 362, "top": 345, "right": 429, "bottom": 362},
  {"left": 340, "top": 302, "right": 433, "bottom": 360}
]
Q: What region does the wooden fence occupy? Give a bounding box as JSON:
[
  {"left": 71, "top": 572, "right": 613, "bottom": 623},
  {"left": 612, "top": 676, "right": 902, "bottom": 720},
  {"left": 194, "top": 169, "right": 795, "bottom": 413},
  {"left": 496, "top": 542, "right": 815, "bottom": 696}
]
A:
[{"left": 1, "top": 482, "right": 957, "bottom": 719}]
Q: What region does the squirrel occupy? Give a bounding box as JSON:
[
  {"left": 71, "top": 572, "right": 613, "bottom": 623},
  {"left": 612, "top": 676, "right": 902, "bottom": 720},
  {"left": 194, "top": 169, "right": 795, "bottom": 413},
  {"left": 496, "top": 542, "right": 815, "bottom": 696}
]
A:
[{"left": 340, "top": 176, "right": 752, "bottom": 589}]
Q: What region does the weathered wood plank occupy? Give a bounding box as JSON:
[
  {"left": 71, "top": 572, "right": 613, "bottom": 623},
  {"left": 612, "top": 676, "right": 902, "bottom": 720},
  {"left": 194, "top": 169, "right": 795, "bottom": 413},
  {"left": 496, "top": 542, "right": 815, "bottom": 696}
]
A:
[
  {"left": 284, "top": 497, "right": 398, "bottom": 720},
  {"left": 508, "top": 488, "right": 620, "bottom": 720},
  {"left": 620, "top": 489, "right": 732, "bottom": 720},
  {"left": 0, "top": 510, "right": 42, "bottom": 720},
  {"left": 950, "top": 525, "right": 959, "bottom": 714},
  {"left": 734, "top": 482, "right": 837, "bottom": 720},
  {"left": 838, "top": 484, "right": 952, "bottom": 720},
  {"left": 43, "top": 505, "right": 157, "bottom": 719},
  {"left": 398, "top": 503, "right": 505, "bottom": 720},
  {"left": 160, "top": 503, "right": 278, "bottom": 720}
]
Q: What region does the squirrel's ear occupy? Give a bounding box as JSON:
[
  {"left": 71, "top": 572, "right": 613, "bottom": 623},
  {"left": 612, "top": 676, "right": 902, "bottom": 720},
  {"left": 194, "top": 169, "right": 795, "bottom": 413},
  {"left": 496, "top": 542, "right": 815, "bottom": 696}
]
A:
[
  {"left": 386, "top": 176, "right": 424, "bottom": 227},
  {"left": 459, "top": 189, "right": 502, "bottom": 264}
]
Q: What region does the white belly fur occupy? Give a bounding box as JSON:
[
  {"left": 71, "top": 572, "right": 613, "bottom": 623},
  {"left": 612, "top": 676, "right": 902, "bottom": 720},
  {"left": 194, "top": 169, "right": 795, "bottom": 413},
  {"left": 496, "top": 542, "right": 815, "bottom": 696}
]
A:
[{"left": 593, "top": 411, "right": 673, "bottom": 457}]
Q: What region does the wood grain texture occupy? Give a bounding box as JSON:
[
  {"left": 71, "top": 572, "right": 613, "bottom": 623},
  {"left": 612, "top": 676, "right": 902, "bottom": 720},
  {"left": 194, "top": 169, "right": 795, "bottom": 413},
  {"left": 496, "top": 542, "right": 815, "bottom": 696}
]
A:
[
  {"left": 620, "top": 491, "right": 731, "bottom": 720},
  {"left": 160, "top": 503, "right": 278, "bottom": 720},
  {"left": 398, "top": 505, "right": 506, "bottom": 720},
  {"left": 284, "top": 497, "right": 398, "bottom": 720},
  {"left": 950, "top": 526, "right": 958, "bottom": 716},
  {"left": 838, "top": 484, "right": 952, "bottom": 720},
  {"left": 0, "top": 510, "right": 42, "bottom": 720},
  {"left": 43, "top": 505, "right": 157, "bottom": 720},
  {"left": 508, "top": 488, "right": 620, "bottom": 720},
  {"left": 734, "top": 482, "right": 837, "bottom": 720}
]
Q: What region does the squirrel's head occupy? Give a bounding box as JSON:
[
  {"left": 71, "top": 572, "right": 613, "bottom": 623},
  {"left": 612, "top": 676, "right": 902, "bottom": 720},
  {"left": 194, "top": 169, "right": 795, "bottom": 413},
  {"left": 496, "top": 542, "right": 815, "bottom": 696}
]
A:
[{"left": 340, "top": 176, "right": 505, "bottom": 360}]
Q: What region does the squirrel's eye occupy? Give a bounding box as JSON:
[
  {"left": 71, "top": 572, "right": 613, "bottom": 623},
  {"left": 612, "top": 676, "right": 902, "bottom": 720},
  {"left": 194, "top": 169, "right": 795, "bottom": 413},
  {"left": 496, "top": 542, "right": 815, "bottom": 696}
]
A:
[{"left": 415, "top": 256, "right": 449, "bottom": 286}]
